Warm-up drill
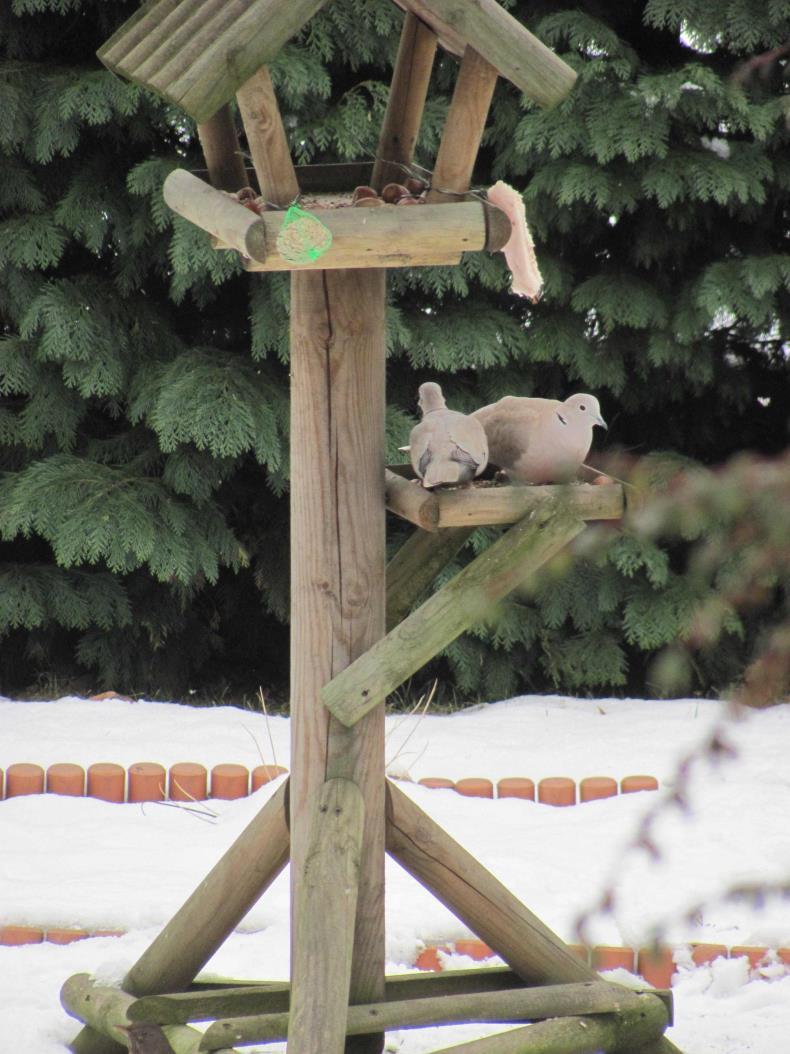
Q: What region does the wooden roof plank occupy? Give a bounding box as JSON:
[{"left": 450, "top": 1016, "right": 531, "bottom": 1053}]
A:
[
  {"left": 393, "top": 0, "right": 576, "bottom": 107},
  {"left": 98, "top": 0, "right": 333, "bottom": 123}
]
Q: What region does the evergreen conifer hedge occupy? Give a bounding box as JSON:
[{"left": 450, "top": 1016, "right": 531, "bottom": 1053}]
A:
[{"left": 1, "top": 0, "right": 788, "bottom": 701}]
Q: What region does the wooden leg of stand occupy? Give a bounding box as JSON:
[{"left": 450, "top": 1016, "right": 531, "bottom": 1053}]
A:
[
  {"left": 288, "top": 779, "right": 365, "bottom": 1053},
  {"left": 385, "top": 781, "right": 684, "bottom": 1054},
  {"left": 69, "top": 782, "right": 290, "bottom": 1054}
]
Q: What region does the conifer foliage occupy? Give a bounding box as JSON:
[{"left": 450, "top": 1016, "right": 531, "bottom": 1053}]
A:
[{"left": 0, "top": 0, "right": 788, "bottom": 700}]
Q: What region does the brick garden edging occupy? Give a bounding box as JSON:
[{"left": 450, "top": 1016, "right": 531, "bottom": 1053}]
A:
[
  {"left": 0, "top": 763, "right": 659, "bottom": 804},
  {"left": 2, "top": 925, "right": 788, "bottom": 990}
]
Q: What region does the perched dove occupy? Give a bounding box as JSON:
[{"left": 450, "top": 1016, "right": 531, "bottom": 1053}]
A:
[
  {"left": 409, "top": 382, "right": 489, "bottom": 488},
  {"left": 472, "top": 393, "right": 607, "bottom": 484}
]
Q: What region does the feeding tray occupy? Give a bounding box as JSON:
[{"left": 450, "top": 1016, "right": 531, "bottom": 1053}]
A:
[
  {"left": 385, "top": 466, "right": 625, "bottom": 531},
  {"left": 163, "top": 169, "right": 511, "bottom": 272}
]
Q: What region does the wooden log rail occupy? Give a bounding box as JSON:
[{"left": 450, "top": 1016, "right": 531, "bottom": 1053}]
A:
[
  {"left": 162, "top": 170, "right": 510, "bottom": 271},
  {"left": 130, "top": 967, "right": 533, "bottom": 1025},
  {"left": 60, "top": 974, "right": 239, "bottom": 1054},
  {"left": 323, "top": 505, "right": 585, "bottom": 727},
  {"left": 200, "top": 981, "right": 665, "bottom": 1048},
  {"left": 385, "top": 470, "right": 625, "bottom": 531},
  {"left": 62, "top": 972, "right": 669, "bottom": 1052}
]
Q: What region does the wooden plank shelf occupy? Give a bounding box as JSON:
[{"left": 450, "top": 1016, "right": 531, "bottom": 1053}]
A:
[{"left": 385, "top": 469, "right": 625, "bottom": 532}]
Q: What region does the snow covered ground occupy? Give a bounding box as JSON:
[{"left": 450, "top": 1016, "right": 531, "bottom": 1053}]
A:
[{"left": 1, "top": 693, "right": 789, "bottom": 1053}]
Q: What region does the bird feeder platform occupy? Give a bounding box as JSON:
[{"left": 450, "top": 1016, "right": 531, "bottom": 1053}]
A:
[
  {"left": 163, "top": 169, "right": 511, "bottom": 272},
  {"left": 65, "top": 2, "right": 686, "bottom": 1053},
  {"left": 385, "top": 467, "right": 626, "bottom": 532}
]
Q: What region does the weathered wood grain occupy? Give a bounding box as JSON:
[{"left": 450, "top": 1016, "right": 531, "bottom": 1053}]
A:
[
  {"left": 289, "top": 268, "right": 387, "bottom": 1053},
  {"left": 201, "top": 981, "right": 661, "bottom": 1047},
  {"left": 197, "top": 105, "right": 248, "bottom": 192},
  {"left": 323, "top": 507, "right": 584, "bottom": 727},
  {"left": 386, "top": 526, "right": 473, "bottom": 631},
  {"left": 372, "top": 12, "right": 437, "bottom": 191},
  {"left": 287, "top": 779, "right": 365, "bottom": 1054},
  {"left": 236, "top": 67, "right": 300, "bottom": 207},
  {"left": 395, "top": 0, "right": 577, "bottom": 108},
  {"left": 427, "top": 47, "right": 499, "bottom": 203}
]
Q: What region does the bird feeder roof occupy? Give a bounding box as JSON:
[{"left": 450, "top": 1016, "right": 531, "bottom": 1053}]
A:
[{"left": 98, "top": 0, "right": 576, "bottom": 124}]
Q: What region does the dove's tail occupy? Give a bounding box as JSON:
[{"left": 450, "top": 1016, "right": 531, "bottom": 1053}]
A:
[{"left": 421, "top": 461, "right": 465, "bottom": 488}]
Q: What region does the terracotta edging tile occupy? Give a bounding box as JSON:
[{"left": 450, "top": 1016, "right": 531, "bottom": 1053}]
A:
[
  {"left": 591, "top": 945, "right": 635, "bottom": 972},
  {"left": 579, "top": 776, "right": 618, "bottom": 803},
  {"left": 730, "top": 946, "right": 769, "bottom": 969},
  {"left": 5, "top": 763, "right": 45, "bottom": 797},
  {"left": 127, "top": 762, "right": 166, "bottom": 803},
  {"left": 454, "top": 778, "right": 493, "bottom": 799},
  {"left": 418, "top": 777, "right": 455, "bottom": 791},
  {"left": 538, "top": 777, "right": 576, "bottom": 807},
  {"left": 415, "top": 945, "right": 450, "bottom": 971},
  {"left": 251, "top": 764, "right": 288, "bottom": 791},
  {"left": 0, "top": 926, "right": 44, "bottom": 945},
  {"left": 87, "top": 763, "right": 126, "bottom": 803},
  {"left": 211, "top": 764, "right": 250, "bottom": 799},
  {"left": 690, "top": 943, "right": 728, "bottom": 966},
  {"left": 497, "top": 777, "right": 535, "bottom": 801},
  {"left": 638, "top": 946, "right": 676, "bottom": 988},
  {"left": 46, "top": 929, "right": 90, "bottom": 945},
  {"left": 168, "top": 762, "right": 208, "bottom": 802},
  {"left": 621, "top": 774, "right": 659, "bottom": 794},
  {"left": 46, "top": 763, "right": 85, "bottom": 797},
  {"left": 454, "top": 939, "right": 493, "bottom": 960}
]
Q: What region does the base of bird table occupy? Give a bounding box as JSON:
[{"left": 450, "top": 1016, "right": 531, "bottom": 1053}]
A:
[
  {"left": 384, "top": 466, "right": 626, "bottom": 532},
  {"left": 63, "top": 778, "right": 680, "bottom": 1054},
  {"left": 61, "top": 968, "right": 671, "bottom": 1053}
]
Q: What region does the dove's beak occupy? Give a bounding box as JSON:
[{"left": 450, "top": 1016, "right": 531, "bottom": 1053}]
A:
[{"left": 595, "top": 414, "right": 608, "bottom": 429}]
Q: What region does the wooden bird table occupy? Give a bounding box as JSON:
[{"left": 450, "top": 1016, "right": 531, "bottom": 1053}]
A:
[{"left": 64, "top": 3, "right": 685, "bottom": 1053}]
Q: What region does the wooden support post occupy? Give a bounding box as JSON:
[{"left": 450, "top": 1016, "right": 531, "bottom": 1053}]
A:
[
  {"left": 200, "top": 981, "right": 661, "bottom": 1048},
  {"left": 289, "top": 268, "right": 387, "bottom": 1054},
  {"left": 61, "top": 975, "right": 239, "bottom": 1054},
  {"left": 425, "top": 997, "right": 668, "bottom": 1054},
  {"left": 69, "top": 783, "right": 289, "bottom": 1054},
  {"left": 236, "top": 66, "right": 300, "bottom": 206},
  {"left": 372, "top": 11, "right": 437, "bottom": 191},
  {"left": 197, "top": 104, "right": 248, "bottom": 192},
  {"left": 323, "top": 506, "right": 585, "bottom": 727},
  {"left": 287, "top": 779, "right": 366, "bottom": 1053},
  {"left": 395, "top": 0, "right": 578, "bottom": 108},
  {"left": 426, "top": 47, "right": 499, "bottom": 203},
  {"left": 386, "top": 526, "right": 473, "bottom": 631},
  {"left": 386, "top": 783, "right": 683, "bottom": 1054}
]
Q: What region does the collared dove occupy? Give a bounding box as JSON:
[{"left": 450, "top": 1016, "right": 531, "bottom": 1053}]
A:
[
  {"left": 472, "top": 393, "right": 607, "bottom": 484},
  {"left": 409, "top": 382, "right": 489, "bottom": 488}
]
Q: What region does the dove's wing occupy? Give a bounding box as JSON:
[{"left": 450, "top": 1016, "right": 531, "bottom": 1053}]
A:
[{"left": 473, "top": 397, "right": 551, "bottom": 471}]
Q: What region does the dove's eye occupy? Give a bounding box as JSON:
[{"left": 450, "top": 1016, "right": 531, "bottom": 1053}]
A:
[{"left": 580, "top": 403, "right": 587, "bottom": 411}]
